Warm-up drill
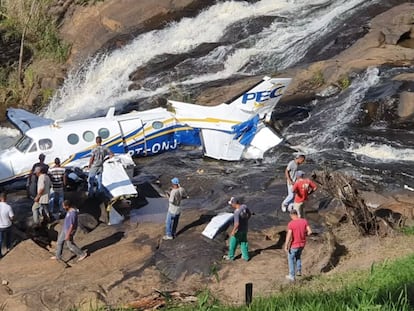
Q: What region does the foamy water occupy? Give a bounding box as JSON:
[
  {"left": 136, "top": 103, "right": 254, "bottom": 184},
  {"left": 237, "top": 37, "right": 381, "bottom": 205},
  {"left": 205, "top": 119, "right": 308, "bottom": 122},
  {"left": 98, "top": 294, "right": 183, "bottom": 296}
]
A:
[
  {"left": 347, "top": 143, "right": 414, "bottom": 162},
  {"left": 285, "top": 67, "right": 380, "bottom": 149},
  {"left": 43, "top": 0, "right": 368, "bottom": 120},
  {"left": 0, "top": 127, "right": 21, "bottom": 148}
]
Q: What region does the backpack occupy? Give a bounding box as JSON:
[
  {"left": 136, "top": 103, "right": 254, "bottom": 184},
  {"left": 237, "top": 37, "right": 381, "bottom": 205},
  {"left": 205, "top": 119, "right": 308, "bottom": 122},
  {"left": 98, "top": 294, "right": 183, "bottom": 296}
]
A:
[{"left": 239, "top": 205, "right": 251, "bottom": 220}]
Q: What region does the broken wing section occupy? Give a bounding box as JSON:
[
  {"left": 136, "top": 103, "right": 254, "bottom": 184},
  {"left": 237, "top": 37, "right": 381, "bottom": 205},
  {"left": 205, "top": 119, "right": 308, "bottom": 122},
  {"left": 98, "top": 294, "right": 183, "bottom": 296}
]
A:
[
  {"left": 201, "top": 129, "right": 245, "bottom": 161},
  {"left": 200, "top": 116, "right": 283, "bottom": 161},
  {"left": 7, "top": 108, "right": 54, "bottom": 133}
]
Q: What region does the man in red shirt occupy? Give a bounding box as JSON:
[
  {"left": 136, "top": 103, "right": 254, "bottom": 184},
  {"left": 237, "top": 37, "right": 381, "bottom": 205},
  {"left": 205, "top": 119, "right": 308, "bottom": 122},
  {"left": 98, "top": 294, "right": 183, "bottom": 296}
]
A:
[
  {"left": 292, "top": 171, "right": 317, "bottom": 218},
  {"left": 284, "top": 209, "right": 312, "bottom": 281}
]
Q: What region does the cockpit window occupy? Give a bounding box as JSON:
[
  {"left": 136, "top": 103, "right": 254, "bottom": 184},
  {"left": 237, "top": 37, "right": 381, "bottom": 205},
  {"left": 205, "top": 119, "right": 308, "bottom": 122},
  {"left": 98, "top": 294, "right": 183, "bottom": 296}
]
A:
[
  {"left": 39, "top": 138, "right": 53, "bottom": 150},
  {"left": 67, "top": 134, "right": 79, "bottom": 145},
  {"left": 15, "top": 135, "right": 33, "bottom": 153},
  {"left": 29, "top": 143, "right": 37, "bottom": 153}
]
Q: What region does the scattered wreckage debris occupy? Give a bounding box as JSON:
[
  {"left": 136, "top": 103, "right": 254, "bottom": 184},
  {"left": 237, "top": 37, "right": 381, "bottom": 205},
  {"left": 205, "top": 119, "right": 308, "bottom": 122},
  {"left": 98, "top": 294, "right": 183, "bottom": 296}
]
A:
[
  {"left": 312, "top": 170, "right": 402, "bottom": 236},
  {"left": 124, "top": 289, "right": 197, "bottom": 310}
]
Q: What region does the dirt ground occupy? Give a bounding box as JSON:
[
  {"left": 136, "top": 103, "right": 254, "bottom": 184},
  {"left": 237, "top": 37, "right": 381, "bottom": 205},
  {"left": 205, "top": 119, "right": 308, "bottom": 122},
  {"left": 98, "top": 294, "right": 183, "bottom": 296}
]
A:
[{"left": 1, "top": 198, "right": 414, "bottom": 311}]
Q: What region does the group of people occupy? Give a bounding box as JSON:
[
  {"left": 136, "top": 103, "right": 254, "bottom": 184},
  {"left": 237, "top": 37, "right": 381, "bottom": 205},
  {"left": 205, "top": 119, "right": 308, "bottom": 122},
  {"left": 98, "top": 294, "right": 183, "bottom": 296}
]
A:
[
  {"left": 160, "top": 154, "right": 316, "bottom": 282},
  {"left": 28, "top": 153, "right": 66, "bottom": 225},
  {"left": 2, "top": 148, "right": 316, "bottom": 278},
  {"left": 210, "top": 154, "right": 316, "bottom": 282}
]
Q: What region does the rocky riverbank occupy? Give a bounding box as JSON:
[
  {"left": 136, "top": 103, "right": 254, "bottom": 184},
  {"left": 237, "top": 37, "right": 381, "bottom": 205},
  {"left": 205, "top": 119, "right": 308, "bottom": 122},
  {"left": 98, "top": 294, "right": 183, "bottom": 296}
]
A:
[
  {"left": 1, "top": 1, "right": 414, "bottom": 310},
  {"left": 0, "top": 150, "right": 414, "bottom": 310}
]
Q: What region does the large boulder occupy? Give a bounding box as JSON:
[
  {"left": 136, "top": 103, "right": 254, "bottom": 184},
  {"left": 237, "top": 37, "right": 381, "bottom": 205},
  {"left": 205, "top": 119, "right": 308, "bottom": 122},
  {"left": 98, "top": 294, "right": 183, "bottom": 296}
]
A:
[{"left": 60, "top": 0, "right": 213, "bottom": 64}]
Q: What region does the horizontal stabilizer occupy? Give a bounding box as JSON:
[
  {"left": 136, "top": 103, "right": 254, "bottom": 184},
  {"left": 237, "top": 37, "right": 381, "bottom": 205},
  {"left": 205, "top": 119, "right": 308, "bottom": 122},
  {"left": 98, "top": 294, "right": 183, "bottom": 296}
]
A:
[{"left": 7, "top": 108, "right": 54, "bottom": 133}]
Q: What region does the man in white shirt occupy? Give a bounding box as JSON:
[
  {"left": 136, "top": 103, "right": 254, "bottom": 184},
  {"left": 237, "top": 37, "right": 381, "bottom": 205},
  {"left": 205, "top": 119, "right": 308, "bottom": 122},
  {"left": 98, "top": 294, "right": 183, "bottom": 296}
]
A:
[{"left": 0, "top": 192, "right": 14, "bottom": 258}]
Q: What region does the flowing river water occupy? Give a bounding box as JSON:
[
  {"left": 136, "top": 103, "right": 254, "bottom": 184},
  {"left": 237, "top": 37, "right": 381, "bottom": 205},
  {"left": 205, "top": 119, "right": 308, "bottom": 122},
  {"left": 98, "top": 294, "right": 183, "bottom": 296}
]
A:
[{"left": 0, "top": 0, "right": 412, "bottom": 194}]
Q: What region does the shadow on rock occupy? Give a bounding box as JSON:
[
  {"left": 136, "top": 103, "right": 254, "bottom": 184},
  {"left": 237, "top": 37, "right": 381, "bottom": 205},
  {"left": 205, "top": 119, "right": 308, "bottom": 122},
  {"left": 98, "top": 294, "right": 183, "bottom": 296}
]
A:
[
  {"left": 82, "top": 231, "right": 125, "bottom": 254},
  {"left": 249, "top": 230, "right": 286, "bottom": 260},
  {"left": 176, "top": 214, "right": 215, "bottom": 237}
]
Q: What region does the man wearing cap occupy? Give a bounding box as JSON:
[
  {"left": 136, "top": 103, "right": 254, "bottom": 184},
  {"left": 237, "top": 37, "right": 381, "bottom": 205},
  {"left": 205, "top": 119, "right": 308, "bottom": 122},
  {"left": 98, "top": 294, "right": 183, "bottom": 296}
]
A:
[
  {"left": 292, "top": 171, "right": 317, "bottom": 218},
  {"left": 284, "top": 209, "right": 312, "bottom": 281},
  {"left": 281, "top": 154, "right": 305, "bottom": 212},
  {"left": 163, "top": 177, "right": 188, "bottom": 240},
  {"left": 223, "top": 197, "right": 251, "bottom": 261},
  {"left": 27, "top": 153, "right": 49, "bottom": 199}
]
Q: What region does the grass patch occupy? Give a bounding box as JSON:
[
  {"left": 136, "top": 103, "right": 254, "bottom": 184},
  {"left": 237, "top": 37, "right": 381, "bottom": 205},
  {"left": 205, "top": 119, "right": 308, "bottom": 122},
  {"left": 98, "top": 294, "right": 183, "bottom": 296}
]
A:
[
  {"left": 165, "top": 254, "right": 414, "bottom": 311},
  {"left": 401, "top": 226, "right": 414, "bottom": 236},
  {"left": 311, "top": 70, "right": 325, "bottom": 88},
  {"left": 337, "top": 75, "right": 351, "bottom": 90}
]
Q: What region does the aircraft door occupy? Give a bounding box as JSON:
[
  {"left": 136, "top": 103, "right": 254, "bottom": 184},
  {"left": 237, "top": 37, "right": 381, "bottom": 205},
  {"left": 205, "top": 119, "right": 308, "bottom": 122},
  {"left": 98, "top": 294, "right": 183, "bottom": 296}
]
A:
[{"left": 117, "top": 118, "right": 145, "bottom": 156}]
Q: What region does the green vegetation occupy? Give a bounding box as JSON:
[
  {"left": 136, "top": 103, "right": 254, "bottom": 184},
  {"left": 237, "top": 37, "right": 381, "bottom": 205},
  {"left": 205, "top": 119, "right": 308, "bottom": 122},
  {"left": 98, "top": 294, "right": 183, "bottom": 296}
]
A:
[
  {"left": 337, "top": 75, "right": 351, "bottom": 90},
  {"left": 311, "top": 70, "right": 325, "bottom": 88},
  {"left": 401, "top": 225, "right": 414, "bottom": 236},
  {"left": 168, "top": 84, "right": 192, "bottom": 103},
  {"left": 0, "top": 0, "right": 70, "bottom": 110},
  {"left": 165, "top": 254, "right": 414, "bottom": 311}
]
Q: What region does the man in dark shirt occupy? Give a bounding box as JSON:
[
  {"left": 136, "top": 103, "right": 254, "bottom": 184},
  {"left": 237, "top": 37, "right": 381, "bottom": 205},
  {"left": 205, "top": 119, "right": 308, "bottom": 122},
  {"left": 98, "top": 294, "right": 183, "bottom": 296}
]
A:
[{"left": 223, "top": 197, "right": 251, "bottom": 261}]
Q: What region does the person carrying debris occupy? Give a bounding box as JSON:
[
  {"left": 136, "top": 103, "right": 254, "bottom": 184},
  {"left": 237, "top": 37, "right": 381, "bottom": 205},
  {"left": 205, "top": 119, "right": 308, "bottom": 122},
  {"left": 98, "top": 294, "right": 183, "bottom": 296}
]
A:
[
  {"left": 223, "top": 197, "right": 251, "bottom": 261},
  {"left": 284, "top": 209, "right": 312, "bottom": 281},
  {"left": 0, "top": 192, "right": 14, "bottom": 258},
  {"left": 51, "top": 200, "right": 87, "bottom": 262},
  {"left": 281, "top": 154, "right": 305, "bottom": 212},
  {"left": 88, "top": 136, "right": 114, "bottom": 197},
  {"left": 292, "top": 170, "right": 317, "bottom": 218},
  {"left": 163, "top": 177, "right": 187, "bottom": 240}
]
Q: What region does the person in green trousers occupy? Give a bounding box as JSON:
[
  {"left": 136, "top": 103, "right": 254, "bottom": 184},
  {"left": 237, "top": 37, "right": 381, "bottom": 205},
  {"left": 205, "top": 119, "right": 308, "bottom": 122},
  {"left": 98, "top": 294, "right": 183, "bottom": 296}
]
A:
[{"left": 223, "top": 197, "right": 251, "bottom": 261}]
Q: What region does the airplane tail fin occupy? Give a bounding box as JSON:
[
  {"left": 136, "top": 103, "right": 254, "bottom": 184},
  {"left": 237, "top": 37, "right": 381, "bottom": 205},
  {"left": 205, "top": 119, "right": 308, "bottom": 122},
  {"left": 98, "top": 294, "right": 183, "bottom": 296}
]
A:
[
  {"left": 169, "top": 76, "right": 291, "bottom": 161},
  {"left": 226, "top": 76, "right": 291, "bottom": 120}
]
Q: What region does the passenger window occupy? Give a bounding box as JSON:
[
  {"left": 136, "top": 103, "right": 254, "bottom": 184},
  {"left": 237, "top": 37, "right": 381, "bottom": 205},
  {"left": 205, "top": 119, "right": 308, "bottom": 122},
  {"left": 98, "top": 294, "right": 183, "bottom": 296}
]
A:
[
  {"left": 83, "top": 131, "right": 95, "bottom": 142},
  {"left": 67, "top": 133, "right": 79, "bottom": 145},
  {"left": 152, "top": 121, "right": 164, "bottom": 129},
  {"left": 29, "top": 143, "right": 37, "bottom": 153},
  {"left": 98, "top": 128, "right": 110, "bottom": 139},
  {"left": 39, "top": 139, "right": 53, "bottom": 150}
]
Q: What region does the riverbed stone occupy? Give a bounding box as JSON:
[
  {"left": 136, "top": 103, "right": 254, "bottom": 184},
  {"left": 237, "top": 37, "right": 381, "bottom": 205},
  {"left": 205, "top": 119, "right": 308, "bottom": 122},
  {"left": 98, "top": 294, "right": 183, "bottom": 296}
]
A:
[{"left": 398, "top": 91, "right": 414, "bottom": 118}]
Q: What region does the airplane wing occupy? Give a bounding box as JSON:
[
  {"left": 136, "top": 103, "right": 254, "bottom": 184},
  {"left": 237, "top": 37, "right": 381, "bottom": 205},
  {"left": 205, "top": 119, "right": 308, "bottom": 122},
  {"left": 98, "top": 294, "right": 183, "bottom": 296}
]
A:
[{"left": 7, "top": 108, "right": 54, "bottom": 133}]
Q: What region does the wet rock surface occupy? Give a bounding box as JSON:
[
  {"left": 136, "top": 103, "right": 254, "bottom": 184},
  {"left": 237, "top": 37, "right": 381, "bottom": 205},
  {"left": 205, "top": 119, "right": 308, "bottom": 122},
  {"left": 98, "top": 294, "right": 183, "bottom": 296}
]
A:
[{"left": 1, "top": 150, "right": 414, "bottom": 310}]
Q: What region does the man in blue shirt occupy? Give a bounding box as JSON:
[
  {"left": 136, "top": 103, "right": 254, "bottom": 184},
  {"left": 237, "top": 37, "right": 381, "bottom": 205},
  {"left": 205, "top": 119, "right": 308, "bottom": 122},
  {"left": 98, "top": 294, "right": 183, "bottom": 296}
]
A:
[{"left": 51, "top": 200, "right": 87, "bottom": 262}]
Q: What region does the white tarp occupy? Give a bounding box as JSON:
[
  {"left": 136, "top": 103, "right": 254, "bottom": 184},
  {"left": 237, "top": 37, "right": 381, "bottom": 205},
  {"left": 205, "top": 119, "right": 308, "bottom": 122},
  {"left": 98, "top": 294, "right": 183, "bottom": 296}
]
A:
[
  {"left": 202, "top": 212, "right": 234, "bottom": 239},
  {"left": 102, "top": 155, "right": 137, "bottom": 198}
]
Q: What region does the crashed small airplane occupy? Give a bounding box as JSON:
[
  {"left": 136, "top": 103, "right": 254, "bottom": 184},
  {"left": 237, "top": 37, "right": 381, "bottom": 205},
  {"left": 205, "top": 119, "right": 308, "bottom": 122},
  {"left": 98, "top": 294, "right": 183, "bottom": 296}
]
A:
[{"left": 0, "top": 76, "right": 291, "bottom": 186}]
